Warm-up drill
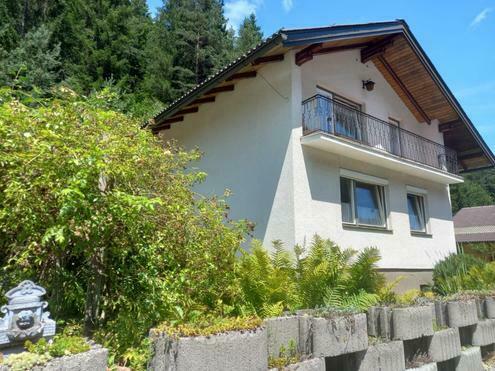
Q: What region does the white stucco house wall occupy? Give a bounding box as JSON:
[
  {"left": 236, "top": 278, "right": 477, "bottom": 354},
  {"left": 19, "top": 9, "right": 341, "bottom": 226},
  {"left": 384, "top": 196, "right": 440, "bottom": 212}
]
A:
[{"left": 149, "top": 21, "right": 494, "bottom": 290}]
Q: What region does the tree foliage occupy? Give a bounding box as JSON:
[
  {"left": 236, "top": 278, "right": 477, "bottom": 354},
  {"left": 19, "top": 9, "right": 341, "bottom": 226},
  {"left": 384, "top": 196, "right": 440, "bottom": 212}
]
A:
[
  {"left": 235, "top": 13, "right": 263, "bottom": 55},
  {"left": 0, "top": 0, "right": 254, "bottom": 112},
  {"left": 0, "top": 88, "right": 248, "bottom": 367}
]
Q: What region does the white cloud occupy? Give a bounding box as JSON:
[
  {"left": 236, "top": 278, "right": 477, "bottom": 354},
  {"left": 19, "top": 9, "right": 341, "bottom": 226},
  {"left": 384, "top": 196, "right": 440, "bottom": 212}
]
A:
[
  {"left": 282, "top": 0, "right": 293, "bottom": 12},
  {"left": 470, "top": 8, "right": 491, "bottom": 27},
  {"left": 225, "top": 0, "right": 260, "bottom": 32}
]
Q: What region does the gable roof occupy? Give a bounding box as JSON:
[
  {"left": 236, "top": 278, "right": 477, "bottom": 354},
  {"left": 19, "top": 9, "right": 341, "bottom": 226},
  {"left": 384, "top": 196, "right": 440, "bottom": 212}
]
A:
[
  {"left": 454, "top": 205, "right": 495, "bottom": 243},
  {"left": 147, "top": 20, "right": 494, "bottom": 172}
]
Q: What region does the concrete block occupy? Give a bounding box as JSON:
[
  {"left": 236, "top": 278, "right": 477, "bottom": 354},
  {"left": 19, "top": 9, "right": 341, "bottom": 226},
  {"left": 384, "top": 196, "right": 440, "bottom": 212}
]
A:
[
  {"left": 434, "top": 301, "right": 448, "bottom": 328},
  {"left": 485, "top": 298, "right": 495, "bottom": 319},
  {"left": 298, "top": 315, "right": 313, "bottom": 356},
  {"left": 367, "top": 306, "right": 392, "bottom": 340},
  {"left": 475, "top": 298, "right": 485, "bottom": 320},
  {"left": 311, "top": 313, "right": 368, "bottom": 357},
  {"left": 472, "top": 319, "right": 495, "bottom": 346},
  {"left": 429, "top": 328, "right": 461, "bottom": 362},
  {"left": 148, "top": 327, "right": 267, "bottom": 371},
  {"left": 454, "top": 347, "right": 484, "bottom": 371},
  {"left": 269, "top": 357, "right": 325, "bottom": 371},
  {"left": 357, "top": 340, "right": 405, "bottom": 371},
  {"left": 447, "top": 300, "right": 479, "bottom": 328},
  {"left": 392, "top": 306, "right": 434, "bottom": 340},
  {"left": 265, "top": 316, "right": 301, "bottom": 357},
  {"left": 407, "top": 363, "right": 438, "bottom": 371}
]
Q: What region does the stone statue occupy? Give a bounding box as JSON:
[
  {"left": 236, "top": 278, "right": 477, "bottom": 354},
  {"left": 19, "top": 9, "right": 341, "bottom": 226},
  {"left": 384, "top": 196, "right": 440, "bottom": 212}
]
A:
[{"left": 0, "top": 281, "right": 56, "bottom": 348}]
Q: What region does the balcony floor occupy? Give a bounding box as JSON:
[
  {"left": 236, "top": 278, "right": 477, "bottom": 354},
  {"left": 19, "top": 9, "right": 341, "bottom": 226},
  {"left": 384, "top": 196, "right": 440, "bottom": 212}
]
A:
[{"left": 301, "top": 131, "right": 464, "bottom": 185}]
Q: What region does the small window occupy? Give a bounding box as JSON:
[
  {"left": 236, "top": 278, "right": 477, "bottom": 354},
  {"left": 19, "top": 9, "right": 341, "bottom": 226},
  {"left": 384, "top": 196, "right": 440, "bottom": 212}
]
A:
[
  {"left": 407, "top": 193, "right": 427, "bottom": 232},
  {"left": 340, "top": 177, "right": 387, "bottom": 227}
]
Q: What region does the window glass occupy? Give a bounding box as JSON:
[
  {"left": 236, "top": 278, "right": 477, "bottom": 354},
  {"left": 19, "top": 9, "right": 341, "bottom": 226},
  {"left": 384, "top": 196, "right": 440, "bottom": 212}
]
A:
[
  {"left": 340, "top": 177, "right": 386, "bottom": 227},
  {"left": 355, "top": 182, "right": 385, "bottom": 226},
  {"left": 407, "top": 193, "right": 426, "bottom": 232},
  {"left": 340, "top": 178, "right": 353, "bottom": 223}
]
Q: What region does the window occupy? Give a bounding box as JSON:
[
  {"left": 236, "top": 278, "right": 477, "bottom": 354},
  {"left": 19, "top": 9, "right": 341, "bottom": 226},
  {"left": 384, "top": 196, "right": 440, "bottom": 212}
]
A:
[
  {"left": 407, "top": 193, "right": 427, "bottom": 232},
  {"left": 340, "top": 177, "right": 387, "bottom": 227}
]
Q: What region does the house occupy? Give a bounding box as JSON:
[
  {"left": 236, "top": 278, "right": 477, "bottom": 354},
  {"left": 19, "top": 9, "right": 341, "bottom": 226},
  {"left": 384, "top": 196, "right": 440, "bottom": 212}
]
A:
[
  {"left": 454, "top": 205, "right": 495, "bottom": 261},
  {"left": 148, "top": 20, "right": 494, "bottom": 291}
]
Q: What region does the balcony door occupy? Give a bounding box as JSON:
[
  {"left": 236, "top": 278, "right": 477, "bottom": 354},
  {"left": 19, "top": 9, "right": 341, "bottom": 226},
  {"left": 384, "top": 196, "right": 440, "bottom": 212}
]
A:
[{"left": 316, "top": 87, "right": 363, "bottom": 141}]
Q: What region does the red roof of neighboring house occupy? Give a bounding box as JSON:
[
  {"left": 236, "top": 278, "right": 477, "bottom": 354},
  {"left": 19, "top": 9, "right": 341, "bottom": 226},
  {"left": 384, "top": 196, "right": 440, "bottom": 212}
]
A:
[{"left": 453, "top": 205, "right": 495, "bottom": 243}]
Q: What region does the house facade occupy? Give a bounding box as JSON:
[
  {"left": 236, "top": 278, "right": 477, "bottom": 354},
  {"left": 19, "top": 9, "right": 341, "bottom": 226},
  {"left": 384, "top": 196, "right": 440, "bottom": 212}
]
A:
[{"left": 149, "top": 21, "right": 494, "bottom": 290}]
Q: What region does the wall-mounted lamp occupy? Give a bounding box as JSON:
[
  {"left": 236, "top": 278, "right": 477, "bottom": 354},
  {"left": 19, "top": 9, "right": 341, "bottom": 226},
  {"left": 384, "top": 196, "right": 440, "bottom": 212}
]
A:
[{"left": 362, "top": 79, "right": 375, "bottom": 91}]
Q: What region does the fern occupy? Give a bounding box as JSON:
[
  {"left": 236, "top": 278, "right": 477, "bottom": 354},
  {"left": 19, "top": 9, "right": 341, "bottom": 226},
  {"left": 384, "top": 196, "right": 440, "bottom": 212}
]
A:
[{"left": 238, "top": 235, "right": 386, "bottom": 316}]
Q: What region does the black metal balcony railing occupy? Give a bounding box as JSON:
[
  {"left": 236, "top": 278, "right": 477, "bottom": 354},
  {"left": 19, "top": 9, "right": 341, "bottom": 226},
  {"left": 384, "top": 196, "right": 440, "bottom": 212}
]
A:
[{"left": 302, "top": 95, "right": 458, "bottom": 174}]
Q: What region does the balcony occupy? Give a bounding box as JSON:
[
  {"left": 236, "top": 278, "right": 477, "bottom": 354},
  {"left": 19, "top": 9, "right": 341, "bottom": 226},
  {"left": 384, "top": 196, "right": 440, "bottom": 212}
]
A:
[{"left": 301, "top": 95, "right": 462, "bottom": 184}]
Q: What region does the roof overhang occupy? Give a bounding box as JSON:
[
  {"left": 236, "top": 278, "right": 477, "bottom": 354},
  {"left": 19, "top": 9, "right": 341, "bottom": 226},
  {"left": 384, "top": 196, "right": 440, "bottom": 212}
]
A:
[{"left": 148, "top": 20, "right": 494, "bottom": 172}]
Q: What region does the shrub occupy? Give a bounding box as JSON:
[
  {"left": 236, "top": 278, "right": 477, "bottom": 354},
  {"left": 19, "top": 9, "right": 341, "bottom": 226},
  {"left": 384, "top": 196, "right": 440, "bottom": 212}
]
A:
[
  {"left": 432, "top": 253, "right": 485, "bottom": 295},
  {"left": 0, "top": 88, "right": 248, "bottom": 367},
  {"left": 25, "top": 335, "right": 90, "bottom": 357},
  {"left": 237, "top": 236, "right": 385, "bottom": 314}
]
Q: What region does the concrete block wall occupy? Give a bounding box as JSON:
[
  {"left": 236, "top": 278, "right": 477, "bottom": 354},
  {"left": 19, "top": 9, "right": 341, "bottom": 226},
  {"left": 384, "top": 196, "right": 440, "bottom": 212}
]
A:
[{"left": 147, "top": 299, "right": 495, "bottom": 370}]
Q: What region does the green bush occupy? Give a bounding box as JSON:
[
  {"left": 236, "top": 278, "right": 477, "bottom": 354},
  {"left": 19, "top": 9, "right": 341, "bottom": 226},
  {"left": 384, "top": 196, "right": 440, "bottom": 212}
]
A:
[
  {"left": 237, "top": 236, "right": 385, "bottom": 314},
  {"left": 0, "top": 88, "right": 248, "bottom": 368},
  {"left": 432, "top": 253, "right": 485, "bottom": 295}
]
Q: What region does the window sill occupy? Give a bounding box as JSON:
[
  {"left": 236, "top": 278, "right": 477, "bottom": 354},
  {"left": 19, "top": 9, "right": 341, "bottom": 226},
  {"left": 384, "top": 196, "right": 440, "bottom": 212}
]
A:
[
  {"left": 342, "top": 223, "right": 393, "bottom": 234},
  {"left": 410, "top": 231, "right": 432, "bottom": 238}
]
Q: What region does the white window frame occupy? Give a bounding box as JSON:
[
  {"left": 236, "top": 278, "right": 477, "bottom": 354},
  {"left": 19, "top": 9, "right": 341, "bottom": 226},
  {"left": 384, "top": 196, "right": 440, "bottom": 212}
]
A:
[
  {"left": 406, "top": 185, "right": 429, "bottom": 234},
  {"left": 340, "top": 171, "right": 389, "bottom": 229}
]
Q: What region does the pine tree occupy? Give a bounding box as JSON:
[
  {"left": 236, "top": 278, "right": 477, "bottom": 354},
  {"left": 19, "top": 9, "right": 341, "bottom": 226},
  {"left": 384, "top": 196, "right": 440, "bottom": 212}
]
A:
[
  {"left": 0, "top": 25, "right": 61, "bottom": 92},
  {"left": 145, "top": 0, "right": 234, "bottom": 102},
  {"left": 236, "top": 13, "right": 262, "bottom": 55}
]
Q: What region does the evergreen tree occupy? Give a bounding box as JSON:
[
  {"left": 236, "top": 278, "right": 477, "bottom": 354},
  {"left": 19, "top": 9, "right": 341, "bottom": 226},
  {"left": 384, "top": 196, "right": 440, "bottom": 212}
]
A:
[
  {"left": 0, "top": 25, "right": 61, "bottom": 92},
  {"left": 145, "top": 0, "right": 234, "bottom": 101},
  {"left": 235, "top": 13, "right": 263, "bottom": 55}
]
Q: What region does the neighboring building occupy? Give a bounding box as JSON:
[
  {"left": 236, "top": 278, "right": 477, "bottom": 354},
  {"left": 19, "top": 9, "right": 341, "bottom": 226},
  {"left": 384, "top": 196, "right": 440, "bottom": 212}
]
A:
[
  {"left": 148, "top": 20, "right": 494, "bottom": 290},
  {"left": 454, "top": 205, "right": 495, "bottom": 261}
]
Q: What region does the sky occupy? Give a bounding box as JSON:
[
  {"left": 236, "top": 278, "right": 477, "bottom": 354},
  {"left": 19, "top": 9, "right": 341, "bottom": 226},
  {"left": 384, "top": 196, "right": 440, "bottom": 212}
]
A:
[{"left": 146, "top": 0, "right": 495, "bottom": 151}]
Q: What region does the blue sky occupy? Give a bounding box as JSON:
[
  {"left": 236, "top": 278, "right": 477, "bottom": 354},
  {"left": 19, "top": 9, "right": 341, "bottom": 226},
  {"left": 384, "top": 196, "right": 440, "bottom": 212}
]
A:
[{"left": 147, "top": 0, "right": 495, "bottom": 151}]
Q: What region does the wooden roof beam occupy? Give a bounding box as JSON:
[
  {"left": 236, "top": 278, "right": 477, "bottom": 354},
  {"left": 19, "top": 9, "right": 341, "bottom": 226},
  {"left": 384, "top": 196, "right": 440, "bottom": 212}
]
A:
[
  {"left": 376, "top": 55, "right": 431, "bottom": 124},
  {"left": 176, "top": 106, "right": 199, "bottom": 115},
  {"left": 252, "top": 53, "right": 284, "bottom": 66},
  {"left": 205, "top": 84, "right": 235, "bottom": 95},
  {"left": 295, "top": 43, "right": 323, "bottom": 66},
  {"left": 296, "top": 42, "right": 370, "bottom": 66},
  {"left": 226, "top": 71, "right": 257, "bottom": 81},
  {"left": 439, "top": 120, "right": 463, "bottom": 133},
  {"left": 361, "top": 35, "right": 398, "bottom": 63},
  {"left": 187, "top": 96, "right": 216, "bottom": 106}
]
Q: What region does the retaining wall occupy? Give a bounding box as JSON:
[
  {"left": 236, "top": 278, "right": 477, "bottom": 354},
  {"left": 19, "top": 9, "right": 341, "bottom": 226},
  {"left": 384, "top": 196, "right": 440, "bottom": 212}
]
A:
[{"left": 147, "top": 297, "right": 495, "bottom": 370}]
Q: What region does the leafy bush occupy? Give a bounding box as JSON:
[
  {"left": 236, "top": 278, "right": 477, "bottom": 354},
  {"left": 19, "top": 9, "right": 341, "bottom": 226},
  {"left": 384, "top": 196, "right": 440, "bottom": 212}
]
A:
[
  {"left": 433, "top": 253, "right": 485, "bottom": 295},
  {"left": 237, "top": 236, "right": 385, "bottom": 314},
  {"left": 0, "top": 88, "right": 248, "bottom": 367}
]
